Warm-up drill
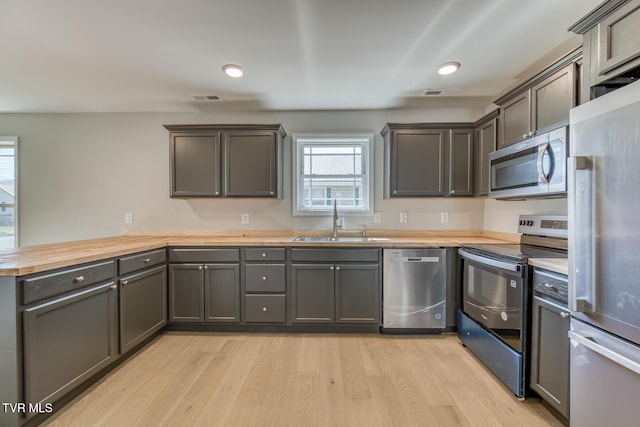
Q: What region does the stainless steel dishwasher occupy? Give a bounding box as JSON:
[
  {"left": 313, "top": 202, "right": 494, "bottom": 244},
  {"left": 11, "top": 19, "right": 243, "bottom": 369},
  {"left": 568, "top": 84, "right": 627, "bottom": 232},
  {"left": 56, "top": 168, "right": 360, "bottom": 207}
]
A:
[{"left": 382, "top": 248, "right": 446, "bottom": 332}]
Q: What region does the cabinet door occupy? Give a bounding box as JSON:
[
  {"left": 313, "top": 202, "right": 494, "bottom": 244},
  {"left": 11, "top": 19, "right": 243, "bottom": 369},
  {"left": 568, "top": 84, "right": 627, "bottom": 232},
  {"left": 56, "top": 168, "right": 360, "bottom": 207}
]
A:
[
  {"left": 530, "top": 296, "right": 570, "bottom": 418},
  {"left": 499, "top": 91, "right": 530, "bottom": 148},
  {"left": 448, "top": 129, "right": 474, "bottom": 196},
  {"left": 388, "top": 129, "right": 445, "bottom": 197},
  {"left": 169, "top": 264, "right": 204, "bottom": 322},
  {"left": 335, "top": 264, "right": 380, "bottom": 323},
  {"left": 170, "top": 132, "right": 220, "bottom": 197},
  {"left": 475, "top": 119, "right": 497, "bottom": 196},
  {"left": 204, "top": 264, "right": 240, "bottom": 322},
  {"left": 23, "top": 282, "right": 118, "bottom": 414},
  {"left": 531, "top": 64, "right": 575, "bottom": 134},
  {"left": 222, "top": 130, "right": 278, "bottom": 197},
  {"left": 291, "top": 264, "right": 335, "bottom": 323},
  {"left": 120, "top": 266, "right": 167, "bottom": 354},
  {"left": 596, "top": 0, "right": 640, "bottom": 79}
]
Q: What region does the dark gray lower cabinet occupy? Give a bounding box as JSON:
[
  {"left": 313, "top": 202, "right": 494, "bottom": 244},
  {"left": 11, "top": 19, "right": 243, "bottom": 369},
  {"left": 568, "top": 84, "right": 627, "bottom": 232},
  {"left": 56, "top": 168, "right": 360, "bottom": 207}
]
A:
[
  {"left": 169, "top": 263, "right": 240, "bottom": 323},
  {"left": 530, "top": 296, "right": 570, "bottom": 418},
  {"left": 291, "top": 264, "right": 335, "bottom": 322},
  {"left": 119, "top": 265, "right": 167, "bottom": 354},
  {"left": 205, "top": 264, "right": 240, "bottom": 322},
  {"left": 336, "top": 264, "right": 380, "bottom": 323},
  {"left": 291, "top": 262, "right": 380, "bottom": 324},
  {"left": 22, "top": 281, "right": 118, "bottom": 417}
]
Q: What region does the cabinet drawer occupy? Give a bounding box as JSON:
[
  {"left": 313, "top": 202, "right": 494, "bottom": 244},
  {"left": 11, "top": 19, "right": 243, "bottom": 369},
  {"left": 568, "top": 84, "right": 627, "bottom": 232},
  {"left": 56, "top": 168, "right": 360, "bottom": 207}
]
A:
[
  {"left": 168, "top": 248, "right": 239, "bottom": 263},
  {"left": 22, "top": 260, "right": 115, "bottom": 305},
  {"left": 245, "top": 248, "right": 285, "bottom": 262},
  {"left": 245, "top": 294, "right": 286, "bottom": 323},
  {"left": 245, "top": 264, "right": 286, "bottom": 292},
  {"left": 118, "top": 249, "right": 166, "bottom": 276},
  {"left": 291, "top": 248, "right": 379, "bottom": 263}
]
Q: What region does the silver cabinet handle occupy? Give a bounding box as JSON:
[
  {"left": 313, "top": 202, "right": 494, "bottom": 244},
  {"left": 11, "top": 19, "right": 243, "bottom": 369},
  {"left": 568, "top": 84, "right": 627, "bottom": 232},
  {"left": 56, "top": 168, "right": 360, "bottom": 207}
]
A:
[
  {"left": 523, "top": 133, "right": 527, "bottom": 139},
  {"left": 560, "top": 312, "right": 570, "bottom": 319},
  {"left": 330, "top": 266, "right": 334, "bottom": 270},
  {"left": 121, "top": 280, "right": 129, "bottom": 286},
  {"left": 262, "top": 307, "right": 268, "bottom": 312},
  {"left": 335, "top": 266, "right": 340, "bottom": 270},
  {"left": 262, "top": 276, "right": 267, "bottom": 281},
  {"left": 261, "top": 253, "right": 267, "bottom": 257},
  {"left": 204, "top": 265, "right": 208, "bottom": 270},
  {"left": 73, "top": 275, "right": 85, "bottom": 283},
  {"left": 198, "top": 266, "right": 203, "bottom": 270},
  {"left": 144, "top": 258, "right": 151, "bottom": 263},
  {"left": 110, "top": 284, "right": 118, "bottom": 290}
]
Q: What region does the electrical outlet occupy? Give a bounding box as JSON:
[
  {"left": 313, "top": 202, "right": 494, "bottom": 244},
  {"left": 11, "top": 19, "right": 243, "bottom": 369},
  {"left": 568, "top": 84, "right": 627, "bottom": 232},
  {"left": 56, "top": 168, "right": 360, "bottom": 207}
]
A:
[
  {"left": 241, "top": 213, "right": 250, "bottom": 225},
  {"left": 374, "top": 212, "right": 382, "bottom": 223},
  {"left": 441, "top": 212, "right": 450, "bottom": 224},
  {"left": 125, "top": 212, "right": 134, "bottom": 224},
  {"left": 400, "top": 212, "right": 408, "bottom": 224}
]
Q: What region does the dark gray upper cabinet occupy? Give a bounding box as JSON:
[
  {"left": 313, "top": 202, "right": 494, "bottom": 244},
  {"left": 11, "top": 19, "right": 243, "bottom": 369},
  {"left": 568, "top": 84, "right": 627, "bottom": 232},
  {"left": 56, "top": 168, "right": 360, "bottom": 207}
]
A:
[
  {"left": 223, "top": 130, "right": 280, "bottom": 197},
  {"left": 165, "top": 124, "right": 286, "bottom": 198},
  {"left": 382, "top": 123, "right": 475, "bottom": 198},
  {"left": 495, "top": 49, "right": 580, "bottom": 148},
  {"left": 448, "top": 129, "right": 474, "bottom": 196},
  {"left": 170, "top": 132, "right": 221, "bottom": 197},
  {"left": 570, "top": 0, "right": 640, "bottom": 100},
  {"left": 473, "top": 111, "right": 498, "bottom": 197}
]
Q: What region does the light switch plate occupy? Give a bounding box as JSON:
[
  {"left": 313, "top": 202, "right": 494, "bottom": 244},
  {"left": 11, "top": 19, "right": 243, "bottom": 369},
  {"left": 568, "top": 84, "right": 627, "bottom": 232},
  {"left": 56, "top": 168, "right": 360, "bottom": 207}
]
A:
[
  {"left": 441, "top": 212, "right": 449, "bottom": 224},
  {"left": 400, "top": 212, "right": 408, "bottom": 224},
  {"left": 241, "top": 213, "right": 250, "bottom": 224}
]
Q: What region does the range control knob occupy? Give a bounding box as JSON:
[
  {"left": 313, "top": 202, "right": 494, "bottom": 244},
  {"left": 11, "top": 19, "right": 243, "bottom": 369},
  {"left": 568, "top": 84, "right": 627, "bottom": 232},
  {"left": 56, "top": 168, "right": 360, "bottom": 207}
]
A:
[
  {"left": 519, "top": 220, "right": 525, "bottom": 226},
  {"left": 527, "top": 220, "right": 534, "bottom": 226}
]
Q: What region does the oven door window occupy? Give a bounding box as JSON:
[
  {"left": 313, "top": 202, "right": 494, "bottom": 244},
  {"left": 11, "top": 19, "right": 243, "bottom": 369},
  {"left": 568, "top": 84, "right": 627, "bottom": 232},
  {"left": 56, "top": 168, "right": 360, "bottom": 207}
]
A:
[{"left": 463, "top": 260, "right": 524, "bottom": 352}]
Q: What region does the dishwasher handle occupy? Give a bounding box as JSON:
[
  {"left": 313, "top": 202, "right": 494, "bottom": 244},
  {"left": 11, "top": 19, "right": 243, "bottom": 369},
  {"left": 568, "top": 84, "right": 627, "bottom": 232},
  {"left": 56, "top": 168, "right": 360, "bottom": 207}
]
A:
[{"left": 394, "top": 256, "right": 441, "bottom": 263}]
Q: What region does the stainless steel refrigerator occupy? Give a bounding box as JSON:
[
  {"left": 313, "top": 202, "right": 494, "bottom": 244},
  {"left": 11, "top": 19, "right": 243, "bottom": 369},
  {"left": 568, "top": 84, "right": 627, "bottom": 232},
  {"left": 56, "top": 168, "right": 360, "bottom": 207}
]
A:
[{"left": 568, "top": 80, "right": 640, "bottom": 427}]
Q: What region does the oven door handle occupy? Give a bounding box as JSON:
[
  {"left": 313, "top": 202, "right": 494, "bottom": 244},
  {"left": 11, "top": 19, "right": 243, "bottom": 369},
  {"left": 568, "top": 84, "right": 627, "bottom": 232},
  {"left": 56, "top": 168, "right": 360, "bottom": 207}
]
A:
[{"left": 458, "top": 249, "right": 522, "bottom": 273}]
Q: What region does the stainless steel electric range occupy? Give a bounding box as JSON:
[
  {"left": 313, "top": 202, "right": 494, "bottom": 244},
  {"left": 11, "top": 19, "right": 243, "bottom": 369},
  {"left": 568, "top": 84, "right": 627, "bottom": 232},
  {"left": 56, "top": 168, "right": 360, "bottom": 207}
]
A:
[{"left": 457, "top": 214, "right": 568, "bottom": 398}]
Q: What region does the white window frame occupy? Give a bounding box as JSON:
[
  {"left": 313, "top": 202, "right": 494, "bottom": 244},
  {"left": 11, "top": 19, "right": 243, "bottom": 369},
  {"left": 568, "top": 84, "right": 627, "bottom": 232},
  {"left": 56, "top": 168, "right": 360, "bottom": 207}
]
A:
[
  {"left": 292, "top": 133, "right": 374, "bottom": 216},
  {"left": 0, "top": 136, "right": 18, "bottom": 248}
]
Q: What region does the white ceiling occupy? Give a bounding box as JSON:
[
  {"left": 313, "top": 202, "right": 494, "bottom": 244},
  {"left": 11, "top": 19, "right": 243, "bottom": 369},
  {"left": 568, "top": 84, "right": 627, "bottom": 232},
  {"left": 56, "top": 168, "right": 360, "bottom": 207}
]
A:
[{"left": 0, "top": 0, "right": 603, "bottom": 113}]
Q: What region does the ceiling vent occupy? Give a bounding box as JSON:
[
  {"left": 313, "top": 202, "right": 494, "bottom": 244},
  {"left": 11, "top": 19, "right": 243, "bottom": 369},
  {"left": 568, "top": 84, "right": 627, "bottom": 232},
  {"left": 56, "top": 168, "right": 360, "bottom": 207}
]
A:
[
  {"left": 193, "top": 95, "right": 221, "bottom": 101},
  {"left": 424, "top": 88, "right": 461, "bottom": 96}
]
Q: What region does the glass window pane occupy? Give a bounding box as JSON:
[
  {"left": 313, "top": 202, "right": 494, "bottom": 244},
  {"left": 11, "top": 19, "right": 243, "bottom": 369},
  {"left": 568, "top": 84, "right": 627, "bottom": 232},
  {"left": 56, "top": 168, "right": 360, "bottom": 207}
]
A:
[{"left": 0, "top": 141, "right": 16, "bottom": 248}]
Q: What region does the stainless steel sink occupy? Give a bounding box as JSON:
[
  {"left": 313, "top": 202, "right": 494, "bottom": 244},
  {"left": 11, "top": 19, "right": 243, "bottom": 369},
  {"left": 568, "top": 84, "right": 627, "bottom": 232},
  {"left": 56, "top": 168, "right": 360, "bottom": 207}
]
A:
[{"left": 293, "top": 236, "right": 391, "bottom": 243}]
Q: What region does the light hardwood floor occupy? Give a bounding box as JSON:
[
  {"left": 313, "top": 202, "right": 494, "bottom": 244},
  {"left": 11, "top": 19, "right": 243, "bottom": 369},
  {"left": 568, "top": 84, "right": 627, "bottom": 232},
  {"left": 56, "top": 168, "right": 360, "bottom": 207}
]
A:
[{"left": 43, "top": 332, "right": 562, "bottom": 427}]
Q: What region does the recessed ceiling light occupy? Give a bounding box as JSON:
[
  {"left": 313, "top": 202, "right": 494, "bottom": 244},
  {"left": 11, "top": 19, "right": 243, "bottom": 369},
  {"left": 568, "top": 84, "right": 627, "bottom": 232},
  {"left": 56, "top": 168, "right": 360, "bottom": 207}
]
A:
[
  {"left": 438, "top": 62, "right": 461, "bottom": 75},
  {"left": 222, "top": 64, "right": 244, "bottom": 78}
]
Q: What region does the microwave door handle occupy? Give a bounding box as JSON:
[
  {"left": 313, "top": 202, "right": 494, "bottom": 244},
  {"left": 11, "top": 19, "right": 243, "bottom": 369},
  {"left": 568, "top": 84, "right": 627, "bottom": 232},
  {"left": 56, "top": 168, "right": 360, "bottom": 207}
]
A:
[
  {"left": 537, "top": 142, "right": 550, "bottom": 184},
  {"left": 568, "top": 156, "right": 595, "bottom": 313}
]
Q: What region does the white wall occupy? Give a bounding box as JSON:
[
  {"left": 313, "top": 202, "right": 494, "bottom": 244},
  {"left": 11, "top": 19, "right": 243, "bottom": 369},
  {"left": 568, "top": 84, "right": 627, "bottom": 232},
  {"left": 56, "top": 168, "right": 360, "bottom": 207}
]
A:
[
  {"left": 483, "top": 198, "right": 567, "bottom": 234},
  {"left": 1, "top": 107, "right": 497, "bottom": 246}
]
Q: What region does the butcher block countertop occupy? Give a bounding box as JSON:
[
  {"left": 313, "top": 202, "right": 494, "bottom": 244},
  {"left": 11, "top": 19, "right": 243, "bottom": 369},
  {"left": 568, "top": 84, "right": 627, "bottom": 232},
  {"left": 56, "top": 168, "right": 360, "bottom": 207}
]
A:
[
  {"left": 528, "top": 258, "right": 569, "bottom": 276},
  {"left": 0, "top": 230, "right": 517, "bottom": 276}
]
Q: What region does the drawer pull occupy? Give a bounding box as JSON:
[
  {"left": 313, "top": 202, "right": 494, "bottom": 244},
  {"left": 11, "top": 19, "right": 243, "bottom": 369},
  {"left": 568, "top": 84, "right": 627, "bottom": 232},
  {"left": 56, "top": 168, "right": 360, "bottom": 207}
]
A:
[
  {"left": 121, "top": 280, "right": 129, "bottom": 286},
  {"left": 261, "top": 253, "right": 267, "bottom": 257},
  {"left": 110, "top": 284, "right": 118, "bottom": 290},
  {"left": 262, "top": 276, "right": 267, "bottom": 281},
  {"left": 262, "top": 307, "right": 268, "bottom": 312},
  {"left": 198, "top": 266, "right": 203, "bottom": 270},
  {"left": 73, "top": 275, "right": 85, "bottom": 283},
  {"left": 144, "top": 258, "right": 151, "bottom": 263}
]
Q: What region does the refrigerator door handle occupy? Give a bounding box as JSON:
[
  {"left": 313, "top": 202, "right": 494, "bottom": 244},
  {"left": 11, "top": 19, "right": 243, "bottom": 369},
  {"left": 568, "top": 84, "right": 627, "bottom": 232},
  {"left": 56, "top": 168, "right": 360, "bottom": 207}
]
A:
[
  {"left": 568, "top": 156, "right": 594, "bottom": 313},
  {"left": 569, "top": 330, "right": 640, "bottom": 376}
]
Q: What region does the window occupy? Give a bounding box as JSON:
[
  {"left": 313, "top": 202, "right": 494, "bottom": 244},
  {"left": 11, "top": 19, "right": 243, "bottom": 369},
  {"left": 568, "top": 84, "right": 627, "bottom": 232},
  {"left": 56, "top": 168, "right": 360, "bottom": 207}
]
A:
[
  {"left": 0, "top": 137, "right": 17, "bottom": 248},
  {"left": 293, "top": 134, "right": 373, "bottom": 215}
]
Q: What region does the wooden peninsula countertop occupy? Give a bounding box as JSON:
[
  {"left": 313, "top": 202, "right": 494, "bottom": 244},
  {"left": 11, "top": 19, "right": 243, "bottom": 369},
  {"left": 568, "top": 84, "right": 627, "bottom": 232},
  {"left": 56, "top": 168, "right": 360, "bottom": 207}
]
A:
[
  {"left": 527, "top": 258, "right": 569, "bottom": 276},
  {"left": 0, "top": 230, "right": 517, "bottom": 276}
]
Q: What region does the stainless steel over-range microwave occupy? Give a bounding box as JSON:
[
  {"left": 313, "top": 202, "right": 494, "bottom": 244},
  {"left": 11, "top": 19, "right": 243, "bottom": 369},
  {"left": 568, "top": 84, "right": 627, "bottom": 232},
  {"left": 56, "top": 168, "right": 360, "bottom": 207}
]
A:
[{"left": 489, "top": 126, "right": 568, "bottom": 200}]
